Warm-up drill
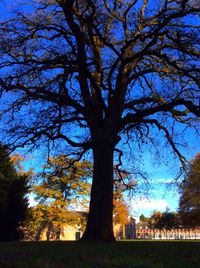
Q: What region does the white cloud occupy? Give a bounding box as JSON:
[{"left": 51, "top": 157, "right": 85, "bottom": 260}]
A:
[
  {"left": 150, "top": 178, "right": 174, "bottom": 185},
  {"left": 130, "top": 197, "right": 169, "bottom": 216},
  {"left": 28, "top": 195, "right": 37, "bottom": 207}
]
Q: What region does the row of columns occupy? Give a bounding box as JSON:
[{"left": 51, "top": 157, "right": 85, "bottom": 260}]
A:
[{"left": 136, "top": 228, "right": 200, "bottom": 239}]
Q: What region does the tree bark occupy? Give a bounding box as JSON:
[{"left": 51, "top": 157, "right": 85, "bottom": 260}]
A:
[{"left": 81, "top": 140, "right": 115, "bottom": 241}]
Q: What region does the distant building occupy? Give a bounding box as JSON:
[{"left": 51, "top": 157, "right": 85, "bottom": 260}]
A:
[
  {"left": 136, "top": 221, "right": 200, "bottom": 240},
  {"left": 23, "top": 212, "right": 137, "bottom": 241},
  {"left": 114, "top": 216, "right": 136, "bottom": 239},
  {"left": 39, "top": 223, "right": 82, "bottom": 241},
  {"left": 38, "top": 216, "right": 137, "bottom": 241},
  {"left": 22, "top": 211, "right": 86, "bottom": 241}
]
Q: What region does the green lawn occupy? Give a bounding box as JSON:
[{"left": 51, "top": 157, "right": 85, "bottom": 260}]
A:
[{"left": 0, "top": 240, "right": 200, "bottom": 268}]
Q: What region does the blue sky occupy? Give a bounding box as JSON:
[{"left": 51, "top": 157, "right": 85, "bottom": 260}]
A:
[{"left": 129, "top": 181, "right": 179, "bottom": 218}]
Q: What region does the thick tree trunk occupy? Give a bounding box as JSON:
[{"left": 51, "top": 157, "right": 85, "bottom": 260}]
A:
[{"left": 81, "top": 141, "right": 115, "bottom": 241}]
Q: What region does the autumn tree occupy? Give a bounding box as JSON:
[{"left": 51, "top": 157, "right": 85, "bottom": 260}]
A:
[
  {"left": 0, "top": 0, "right": 200, "bottom": 241},
  {"left": 113, "top": 184, "right": 129, "bottom": 226},
  {"left": 33, "top": 156, "right": 91, "bottom": 208},
  {"left": 179, "top": 154, "right": 200, "bottom": 227},
  {"left": 149, "top": 211, "right": 162, "bottom": 228},
  {"left": 139, "top": 214, "right": 149, "bottom": 223},
  {"left": 0, "top": 145, "right": 29, "bottom": 240},
  {"left": 27, "top": 156, "right": 91, "bottom": 240}
]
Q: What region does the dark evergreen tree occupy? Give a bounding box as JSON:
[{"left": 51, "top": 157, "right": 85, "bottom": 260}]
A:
[{"left": 0, "top": 145, "right": 29, "bottom": 240}]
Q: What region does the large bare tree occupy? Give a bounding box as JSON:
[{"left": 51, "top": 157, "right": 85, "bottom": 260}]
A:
[{"left": 0, "top": 0, "right": 200, "bottom": 241}]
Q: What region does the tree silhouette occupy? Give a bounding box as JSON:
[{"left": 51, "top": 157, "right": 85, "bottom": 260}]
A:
[
  {"left": 0, "top": 145, "right": 29, "bottom": 241},
  {"left": 0, "top": 0, "right": 200, "bottom": 241}
]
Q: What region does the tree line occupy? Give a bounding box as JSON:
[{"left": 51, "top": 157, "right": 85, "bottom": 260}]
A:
[
  {"left": 1, "top": 143, "right": 200, "bottom": 240},
  {"left": 139, "top": 210, "right": 181, "bottom": 230}
]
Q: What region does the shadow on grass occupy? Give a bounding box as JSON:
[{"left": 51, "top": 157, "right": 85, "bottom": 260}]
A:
[{"left": 0, "top": 240, "right": 200, "bottom": 268}]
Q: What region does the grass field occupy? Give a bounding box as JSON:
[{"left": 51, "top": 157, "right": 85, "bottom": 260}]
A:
[{"left": 0, "top": 240, "right": 200, "bottom": 268}]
